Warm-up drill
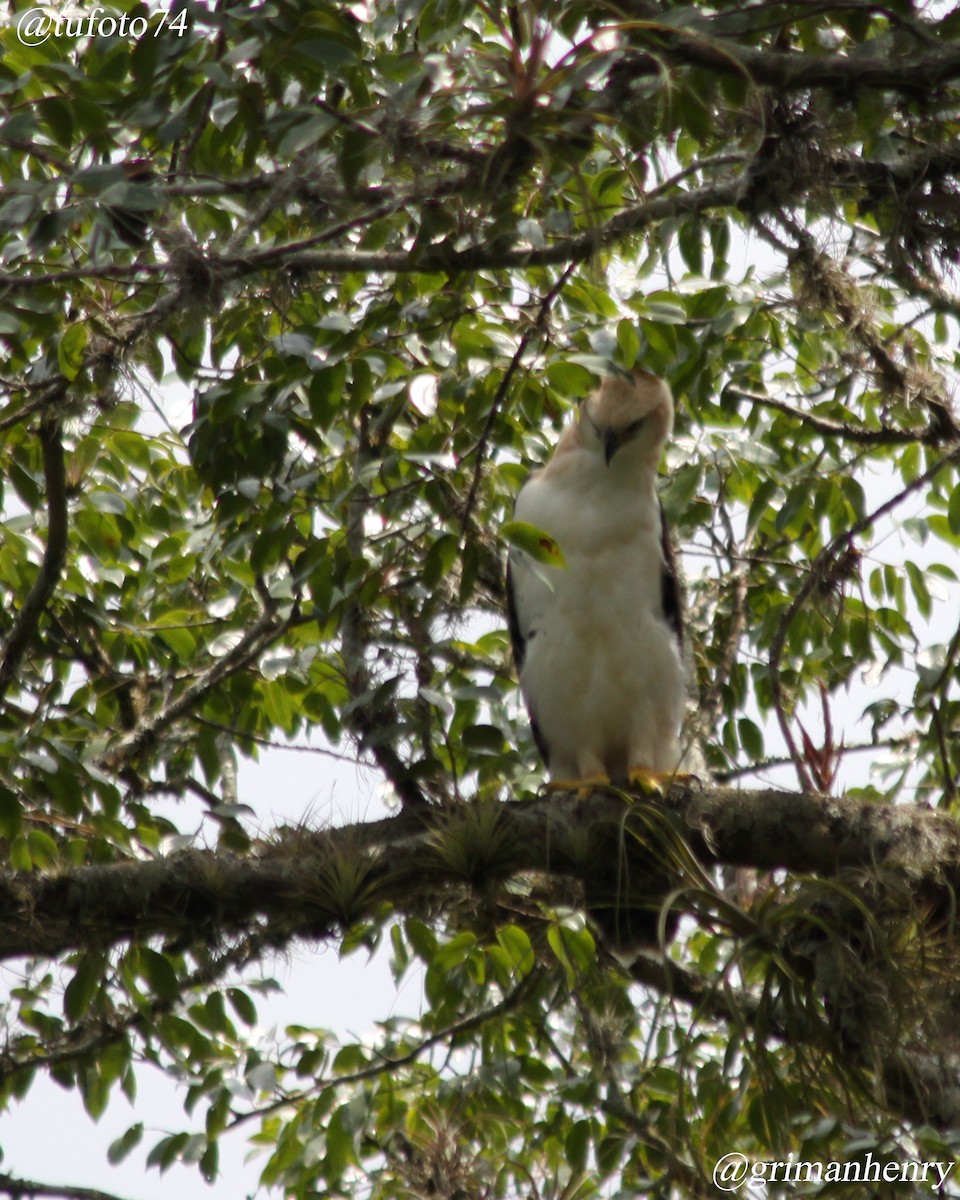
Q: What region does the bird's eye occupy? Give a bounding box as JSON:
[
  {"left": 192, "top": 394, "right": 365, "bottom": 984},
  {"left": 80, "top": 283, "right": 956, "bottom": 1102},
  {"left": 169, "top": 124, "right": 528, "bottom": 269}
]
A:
[{"left": 625, "top": 418, "right": 645, "bottom": 436}]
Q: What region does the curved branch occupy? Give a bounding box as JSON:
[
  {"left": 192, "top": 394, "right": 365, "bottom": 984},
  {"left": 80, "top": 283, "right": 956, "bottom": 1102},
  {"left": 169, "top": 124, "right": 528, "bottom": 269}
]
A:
[{"left": 0, "top": 413, "right": 68, "bottom": 704}]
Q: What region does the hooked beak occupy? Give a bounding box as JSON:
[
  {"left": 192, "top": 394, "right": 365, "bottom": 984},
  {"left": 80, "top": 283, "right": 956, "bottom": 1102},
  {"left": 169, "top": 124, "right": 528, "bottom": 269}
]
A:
[{"left": 602, "top": 428, "right": 620, "bottom": 466}]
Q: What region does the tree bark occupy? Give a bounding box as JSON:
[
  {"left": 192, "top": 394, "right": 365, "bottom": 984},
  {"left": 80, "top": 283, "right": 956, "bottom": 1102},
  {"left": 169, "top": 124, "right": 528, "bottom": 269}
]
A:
[{"left": 0, "top": 783, "right": 956, "bottom": 962}]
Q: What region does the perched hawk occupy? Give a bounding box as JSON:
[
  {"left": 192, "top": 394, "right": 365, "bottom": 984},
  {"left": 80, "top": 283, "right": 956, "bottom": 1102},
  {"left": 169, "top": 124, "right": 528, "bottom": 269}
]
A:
[{"left": 507, "top": 369, "right": 685, "bottom": 788}]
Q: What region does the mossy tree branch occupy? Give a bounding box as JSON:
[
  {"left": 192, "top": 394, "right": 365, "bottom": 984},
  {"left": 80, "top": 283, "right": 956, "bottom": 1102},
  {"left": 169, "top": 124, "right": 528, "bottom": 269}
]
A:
[{"left": 0, "top": 783, "right": 956, "bottom": 964}]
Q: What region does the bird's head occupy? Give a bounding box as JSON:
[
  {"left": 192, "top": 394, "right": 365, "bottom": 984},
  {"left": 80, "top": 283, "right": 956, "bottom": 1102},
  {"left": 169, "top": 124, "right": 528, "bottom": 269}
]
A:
[{"left": 579, "top": 369, "right": 674, "bottom": 467}]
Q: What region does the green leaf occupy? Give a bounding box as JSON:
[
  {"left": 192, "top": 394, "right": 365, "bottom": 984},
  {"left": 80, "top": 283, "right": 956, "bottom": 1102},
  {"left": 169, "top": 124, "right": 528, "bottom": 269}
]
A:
[
  {"left": 544, "top": 361, "right": 595, "bottom": 396},
  {"left": 905, "top": 560, "right": 931, "bottom": 618},
  {"left": 502, "top": 521, "right": 566, "bottom": 567},
  {"left": 746, "top": 477, "right": 779, "bottom": 535},
  {"left": 64, "top": 955, "right": 102, "bottom": 1022},
  {"left": 108, "top": 1123, "right": 143, "bottom": 1165},
  {"left": 433, "top": 931, "right": 478, "bottom": 971},
  {"left": 325, "top": 1103, "right": 358, "bottom": 1179},
  {"left": 138, "top": 948, "right": 180, "bottom": 1002},
  {"left": 678, "top": 217, "right": 704, "bottom": 274},
  {"left": 424, "top": 533, "right": 459, "bottom": 586},
  {"left": 496, "top": 925, "right": 535, "bottom": 976},
  {"left": 461, "top": 723, "right": 506, "bottom": 754},
  {"left": 0, "top": 788, "right": 22, "bottom": 839},
  {"left": 948, "top": 483, "right": 960, "bottom": 536},
  {"left": 738, "top": 717, "right": 764, "bottom": 760},
  {"left": 57, "top": 323, "right": 88, "bottom": 381},
  {"left": 26, "top": 829, "right": 59, "bottom": 867},
  {"left": 547, "top": 923, "right": 595, "bottom": 986},
  {"left": 331, "top": 1045, "right": 367, "bottom": 1075},
  {"left": 151, "top": 610, "right": 198, "bottom": 658},
  {"left": 929, "top": 514, "right": 960, "bottom": 549},
  {"left": 227, "top": 987, "right": 257, "bottom": 1026},
  {"left": 566, "top": 1119, "right": 592, "bottom": 1173},
  {"left": 200, "top": 1139, "right": 219, "bottom": 1183},
  {"left": 146, "top": 1133, "right": 188, "bottom": 1173},
  {"left": 181, "top": 1133, "right": 209, "bottom": 1165},
  {"left": 10, "top": 836, "right": 31, "bottom": 872},
  {"left": 616, "top": 318, "right": 640, "bottom": 368},
  {"left": 277, "top": 112, "right": 336, "bottom": 156}
]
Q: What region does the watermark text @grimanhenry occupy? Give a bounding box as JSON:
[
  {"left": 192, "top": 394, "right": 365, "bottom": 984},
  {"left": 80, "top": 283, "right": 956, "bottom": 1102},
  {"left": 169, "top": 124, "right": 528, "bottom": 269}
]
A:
[
  {"left": 713, "top": 1151, "right": 955, "bottom": 1192},
  {"left": 16, "top": 6, "right": 189, "bottom": 47}
]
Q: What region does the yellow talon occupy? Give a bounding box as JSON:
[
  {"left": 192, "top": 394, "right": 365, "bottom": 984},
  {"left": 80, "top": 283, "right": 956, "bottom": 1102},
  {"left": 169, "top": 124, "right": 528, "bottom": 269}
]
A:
[
  {"left": 627, "top": 766, "right": 696, "bottom": 795},
  {"left": 627, "top": 765, "right": 665, "bottom": 795},
  {"left": 546, "top": 772, "right": 611, "bottom": 801}
]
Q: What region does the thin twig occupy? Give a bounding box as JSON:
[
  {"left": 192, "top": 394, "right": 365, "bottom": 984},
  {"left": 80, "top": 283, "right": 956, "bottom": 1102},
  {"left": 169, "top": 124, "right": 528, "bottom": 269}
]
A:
[
  {"left": 97, "top": 603, "right": 290, "bottom": 768},
  {"left": 0, "top": 932, "right": 271, "bottom": 1088},
  {"left": 226, "top": 968, "right": 542, "bottom": 1130},
  {"left": 341, "top": 412, "right": 430, "bottom": 809},
  {"left": 713, "top": 735, "right": 920, "bottom": 782},
  {"left": 731, "top": 388, "right": 949, "bottom": 447},
  {"left": 459, "top": 263, "right": 577, "bottom": 538},
  {"left": 768, "top": 443, "right": 960, "bottom": 791}
]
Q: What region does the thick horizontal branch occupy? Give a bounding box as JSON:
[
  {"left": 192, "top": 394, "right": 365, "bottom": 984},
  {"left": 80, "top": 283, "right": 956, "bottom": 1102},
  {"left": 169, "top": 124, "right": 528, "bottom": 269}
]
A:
[
  {"left": 5, "top": 135, "right": 960, "bottom": 306},
  {"left": 0, "top": 784, "right": 957, "bottom": 963},
  {"left": 625, "top": 20, "right": 960, "bottom": 93},
  {"left": 0, "top": 179, "right": 745, "bottom": 295},
  {"left": 0, "top": 1176, "right": 132, "bottom": 1200},
  {"left": 217, "top": 180, "right": 746, "bottom": 276}
]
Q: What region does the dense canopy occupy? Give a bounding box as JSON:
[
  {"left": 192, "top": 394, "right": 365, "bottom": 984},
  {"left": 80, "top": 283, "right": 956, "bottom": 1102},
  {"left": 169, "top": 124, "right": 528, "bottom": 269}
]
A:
[{"left": 3, "top": 0, "right": 960, "bottom": 1196}]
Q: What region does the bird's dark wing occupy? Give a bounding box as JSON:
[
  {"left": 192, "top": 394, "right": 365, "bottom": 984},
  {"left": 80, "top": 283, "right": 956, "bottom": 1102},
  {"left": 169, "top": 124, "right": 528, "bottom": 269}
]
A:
[
  {"left": 506, "top": 555, "right": 551, "bottom": 767},
  {"left": 505, "top": 555, "right": 527, "bottom": 671},
  {"left": 659, "top": 499, "right": 683, "bottom": 648}
]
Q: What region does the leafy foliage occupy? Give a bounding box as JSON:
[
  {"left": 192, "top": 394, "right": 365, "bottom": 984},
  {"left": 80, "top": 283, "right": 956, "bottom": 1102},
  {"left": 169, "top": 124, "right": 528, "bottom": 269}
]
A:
[{"left": 3, "top": 0, "right": 960, "bottom": 1195}]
